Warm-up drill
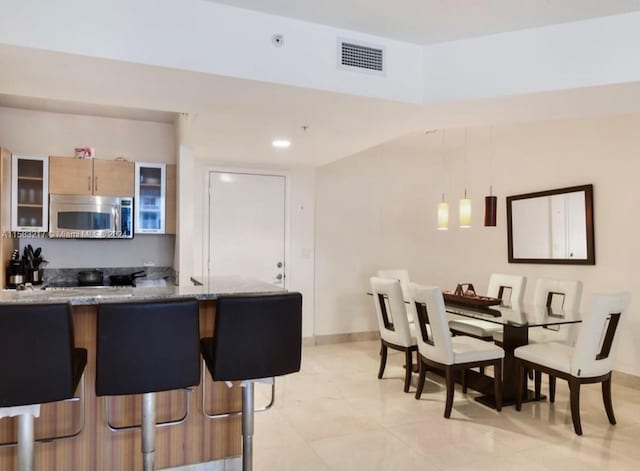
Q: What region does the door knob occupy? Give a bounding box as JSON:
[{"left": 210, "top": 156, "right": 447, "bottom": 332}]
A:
[
  {"left": 275, "top": 273, "right": 283, "bottom": 281},
  {"left": 277, "top": 262, "right": 283, "bottom": 268}
]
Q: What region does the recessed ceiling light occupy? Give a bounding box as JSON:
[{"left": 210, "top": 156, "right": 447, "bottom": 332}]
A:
[{"left": 272, "top": 139, "right": 291, "bottom": 149}]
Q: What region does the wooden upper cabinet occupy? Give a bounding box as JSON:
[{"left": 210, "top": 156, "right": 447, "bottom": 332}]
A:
[
  {"left": 93, "top": 160, "right": 134, "bottom": 197},
  {"left": 165, "top": 164, "right": 176, "bottom": 234},
  {"left": 49, "top": 156, "right": 93, "bottom": 195},
  {"left": 49, "top": 157, "right": 134, "bottom": 197}
]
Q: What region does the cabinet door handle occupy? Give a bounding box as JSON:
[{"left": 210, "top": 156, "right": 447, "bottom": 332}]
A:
[
  {"left": 94, "top": 176, "right": 98, "bottom": 193},
  {"left": 88, "top": 176, "right": 91, "bottom": 191}
]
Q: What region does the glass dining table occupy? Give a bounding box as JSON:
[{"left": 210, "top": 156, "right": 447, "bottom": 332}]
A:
[{"left": 445, "top": 302, "right": 581, "bottom": 407}]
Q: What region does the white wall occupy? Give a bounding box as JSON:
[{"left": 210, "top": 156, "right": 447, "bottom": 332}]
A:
[
  {"left": 0, "top": 106, "right": 176, "bottom": 268},
  {"left": 0, "top": 0, "right": 423, "bottom": 104},
  {"left": 0, "top": 107, "right": 174, "bottom": 162},
  {"left": 288, "top": 168, "right": 316, "bottom": 338},
  {"left": 315, "top": 113, "right": 640, "bottom": 375},
  {"left": 422, "top": 11, "right": 640, "bottom": 103}
]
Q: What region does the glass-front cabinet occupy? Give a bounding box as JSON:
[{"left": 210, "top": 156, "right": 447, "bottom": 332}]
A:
[
  {"left": 135, "top": 162, "right": 166, "bottom": 234},
  {"left": 11, "top": 154, "right": 49, "bottom": 232}
]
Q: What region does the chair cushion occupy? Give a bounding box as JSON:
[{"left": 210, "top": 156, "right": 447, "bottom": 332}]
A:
[
  {"left": 514, "top": 342, "right": 573, "bottom": 374},
  {"left": 449, "top": 319, "right": 501, "bottom": 338},
  {"left": 451, "top": 336, "right": 504, "bottom": 364}
]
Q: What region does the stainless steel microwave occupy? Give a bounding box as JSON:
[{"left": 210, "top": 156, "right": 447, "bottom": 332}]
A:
[{"left": 49, "top": 194, "right": 133, "bottom": 239}]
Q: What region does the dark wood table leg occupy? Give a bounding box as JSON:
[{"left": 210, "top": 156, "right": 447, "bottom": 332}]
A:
[{"left": 475, "top": 324, "right": 543, "bottom": 408}]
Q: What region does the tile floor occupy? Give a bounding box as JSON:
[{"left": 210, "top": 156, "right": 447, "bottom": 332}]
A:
[{"left": 245, "top": 340, "right": 640, "bottom": 471}]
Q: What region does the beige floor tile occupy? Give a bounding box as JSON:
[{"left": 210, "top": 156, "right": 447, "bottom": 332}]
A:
[
  {"left": 279, "top": 395, "right": 383, "bottom": 442},
  {"left": 253, "top": 443, "right": 331, "bottom": 471},
  {"left": 252, "top": 409, "right": 307, "bottom": 450},
  {"left": 213, "top": 340, "right": 640, "bottom": 471},
  {"left": 310, "top": 429, "right": 440, "bottom": 471}
]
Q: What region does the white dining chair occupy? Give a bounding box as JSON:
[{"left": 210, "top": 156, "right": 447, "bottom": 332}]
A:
[
  {"left": 503, "top": 278, "right": 582, "bottom": 400},
  {"left": 515, "top": 292, "right": 631, "bottom": 435},
  {"left": 410, "top": 283, "right": 504, "bottom": 418},
  {"left": 449, "top": 273, "right": 527, "bottom": 340},
  {"left": 377, "top": 269, "right": 416, "bottom": 321},
  {"left": 370, "top": 277, "right": 418, "bottom": 392},
  {"left": 492, "top": 278, "right": 581, "bottom": 344}
]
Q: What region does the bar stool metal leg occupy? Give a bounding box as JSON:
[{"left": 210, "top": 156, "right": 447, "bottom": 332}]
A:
[
  {"left": 241, "top": 382, "right": 254, "bottom": 471},
  {"left": 17, "top": 414, "right": 35, "bottom": 471},
  {"left": 141, "top": 392, "right": 156, "bottom": 471}
]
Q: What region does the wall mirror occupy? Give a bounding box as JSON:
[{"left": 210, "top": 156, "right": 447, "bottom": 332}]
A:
[{"left": 507, "top": 184, "right": 595, "bottom": 265}]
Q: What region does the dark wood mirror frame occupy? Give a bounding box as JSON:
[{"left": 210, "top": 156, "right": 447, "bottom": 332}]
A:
[{"left": 507, "top": 184, "right": 595, "bottom": 265}]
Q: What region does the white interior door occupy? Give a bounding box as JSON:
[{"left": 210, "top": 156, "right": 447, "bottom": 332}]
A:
[{"left": 208, "top": 171, "right": 286, "bottom": 287}]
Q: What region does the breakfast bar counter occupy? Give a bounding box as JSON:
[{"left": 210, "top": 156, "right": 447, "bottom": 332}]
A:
[
  {"left": 0, "top": 276, "right": 284, "bottom": 471},
  {"left": 0, "top": 275, "right": 283, "bottom": 305}
]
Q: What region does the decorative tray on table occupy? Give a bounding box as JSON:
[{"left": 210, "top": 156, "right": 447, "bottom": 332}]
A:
[{"left": 443, "top": 283, "right": 502, "bottom": 312}]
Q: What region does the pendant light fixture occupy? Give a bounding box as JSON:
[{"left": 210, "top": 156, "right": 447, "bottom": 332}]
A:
[
  {"left": 436, "top": 130, "right": 449, "bottom": 230},
  {"left": 484, "top": 127, "right": 497, "bottom": 227},
  {"left": 437, "top": 193, "right": 449, "bottom": 230},
  {"left": 459, "top": 188, "right": 472, "bottom": 228},
  {"left": 459, "top": 128, "right": 471, "bottom": 228},
  {"left": 484, "top": 186, "right": 497, "bottom": 226}
]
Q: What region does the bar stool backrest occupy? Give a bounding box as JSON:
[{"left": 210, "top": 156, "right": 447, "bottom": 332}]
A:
[
  {"left": 409, "top": 284, "right": 454, "bottom": 365},
  {"left": 96, "top": 299, "right": 200, "bottom": 396},
  {"left": 571, "top": 293, "right": 630, "bottom": 378},
  {"left": 487, "top": 273, "right": 526, "bottom": 307},
  {"left": 0, "top": 303, "right": 76, "bottom": 407},
  {"left": 206, "top": 293, "right": 302, "bottom": 381},
  {"left": 370, "top": 277, "right": 414, "bottom": 348}
]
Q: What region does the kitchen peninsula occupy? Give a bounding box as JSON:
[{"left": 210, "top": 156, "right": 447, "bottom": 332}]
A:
[{"left": 0, "top": 276, "right": 284, "bottom": 471}]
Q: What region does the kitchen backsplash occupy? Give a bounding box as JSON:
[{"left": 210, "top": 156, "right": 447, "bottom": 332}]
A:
[{"left": 18, "top": 235, "right": 175, "bottom": 269}]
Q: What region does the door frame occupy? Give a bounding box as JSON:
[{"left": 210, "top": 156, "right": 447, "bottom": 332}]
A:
[{"left": 203, "top": 166, "right": 290, "bottom": 289}]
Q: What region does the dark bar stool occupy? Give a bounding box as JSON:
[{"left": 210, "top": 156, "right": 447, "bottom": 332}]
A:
[
  {"left": 201, "top": 293, "right": 302, "bottom": 471},
  {"left": 95, "top": 299, "right": 200, "bottom": 471},
  {"left": 0, "top": 303, "right": 87, "bottom": 471}
]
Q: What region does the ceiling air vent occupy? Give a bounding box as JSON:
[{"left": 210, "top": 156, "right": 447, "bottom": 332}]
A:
[{"left": 338, "top": 39, "right": 385, "bottom": 74}]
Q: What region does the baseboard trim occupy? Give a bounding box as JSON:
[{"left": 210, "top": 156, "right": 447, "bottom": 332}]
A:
[
  {"left": 302, "top": 337, "right": 316, "bottom": 347},
  {"left": 613, "top": 370, "right": 640, "bottom": 390},
  {"left": 313, "top": 331, "right": 380, "bottom": 346}
]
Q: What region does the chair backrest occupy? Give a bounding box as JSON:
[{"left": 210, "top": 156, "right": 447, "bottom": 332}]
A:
[
  {"left": 377, "top": 269, "right": 410, "bottom": 300},
  {"left": 571, "top": 293, "right": 630, "bottom": 378},
  {"left": 533, "top": 278, "right": 583, "bottom": 344},
  {"left": 487, "top": 273, "right": 527, "bottom": 306},
  {"left": 377, "top": 269, "right": 417, "bottom": 317},
  {"left": 208, "top": 293, "right": 302, "bottom": 381},
  {"left": 409, "top": 283, "right": 454, "bottom": 365},
  {"left": 0, "top": 303, "right": 77, "bottom": 407},
  {"left": 533, "top": 278, "right": 583, "bottom": 312},
  {"left": 370, "top": 277, "right": 414, "bottom": 348},
  {"left": 96, "top": 298, "right": 201, "bottom": 396}
]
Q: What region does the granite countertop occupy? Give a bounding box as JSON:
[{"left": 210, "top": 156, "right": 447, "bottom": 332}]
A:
[{"left": 0, "top": 276, "right": 285, "bottom": 305}]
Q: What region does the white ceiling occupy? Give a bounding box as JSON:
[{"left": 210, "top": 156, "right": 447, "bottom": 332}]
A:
[{"left": 205, "top": 0, "right": 640, "bottom": 44}]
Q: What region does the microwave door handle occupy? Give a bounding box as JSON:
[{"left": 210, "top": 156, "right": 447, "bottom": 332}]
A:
[{"left": 113, "top": 206, "right": 119, "bottom": 235}]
